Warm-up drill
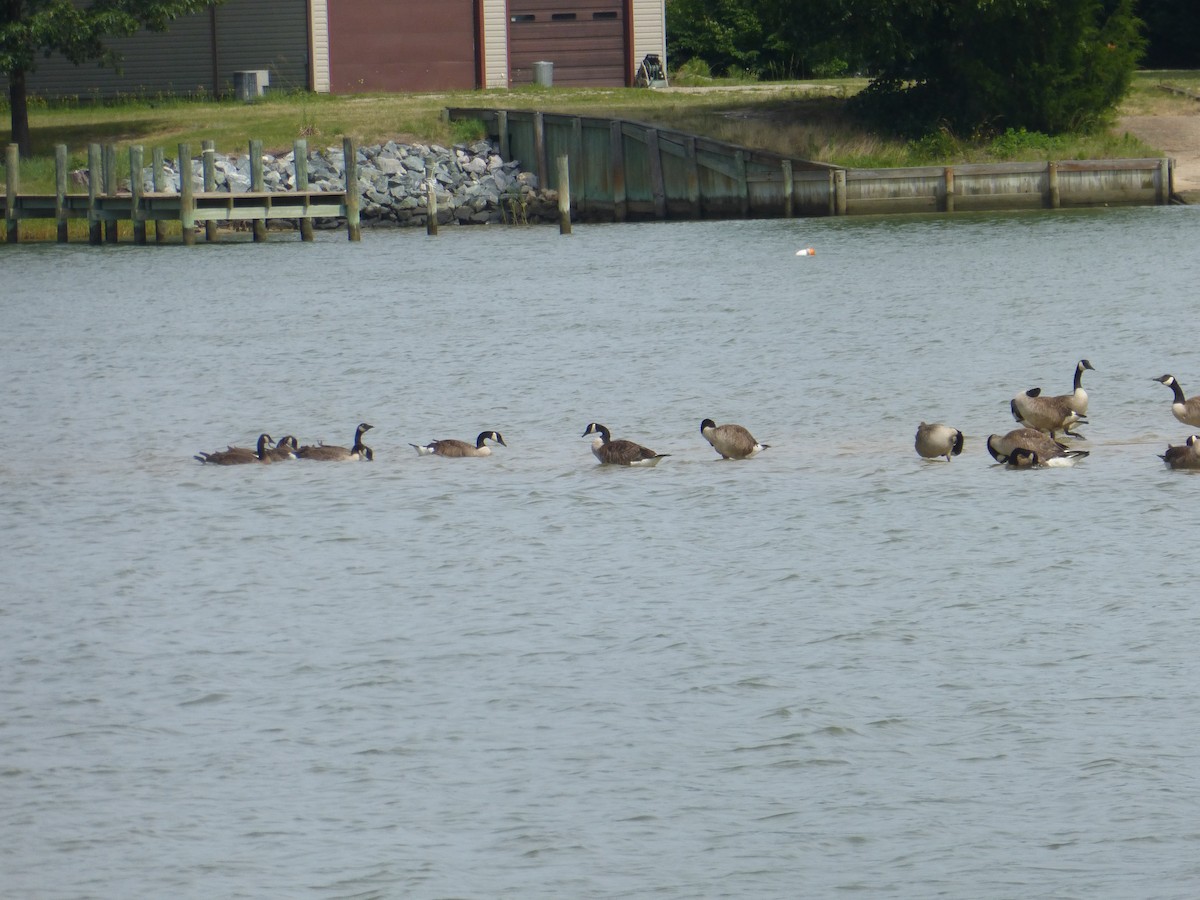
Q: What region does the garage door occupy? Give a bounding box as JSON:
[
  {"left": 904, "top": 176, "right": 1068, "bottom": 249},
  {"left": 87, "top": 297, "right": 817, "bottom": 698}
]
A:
[
  {"left": 508, "top": 0, "right": 628, "bottom": 86},
  {"left": 329, "top": 0, "right": 479, "bottom": 93}
]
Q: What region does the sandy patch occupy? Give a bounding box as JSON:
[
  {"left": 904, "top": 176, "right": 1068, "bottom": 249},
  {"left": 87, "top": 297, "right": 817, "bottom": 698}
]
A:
[{"left": 1116, "top": 112, "right": 1200, "bottom": 196}]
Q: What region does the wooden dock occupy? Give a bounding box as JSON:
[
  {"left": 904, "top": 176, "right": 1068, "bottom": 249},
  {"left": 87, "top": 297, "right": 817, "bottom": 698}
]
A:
[
  {"left": 3, "top": 138, "right": 360, "bottom": 244},
  {"left": 448, "top": 107, "right": 1177, "bottom": 220}
]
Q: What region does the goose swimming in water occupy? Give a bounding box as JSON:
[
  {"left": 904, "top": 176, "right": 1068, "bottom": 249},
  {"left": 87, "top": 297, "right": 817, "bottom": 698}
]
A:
[
  {"left": 987, "top": 428, "right": 1089, "bottom": 467},
  {"left": 297, "top": 423, "right": 374, "bottom": 461},
  {"left": 264, "top": 435, "right": 299, "bottom": 461},
  {"left": 195, "top": 433, "right": 274, "bottom": 465},
  {"left": 411, "top": 430, "right": 506, "bottom": 457},
  {"left": 1160, "top": 434, "right": 1200, "bottom": 470},
  {"left": 1153, "top": 375, "right": 1200, "bottom": 428},
  {"left": 914, "top": 422, "right": 964, "bottom": 461},
  {"left": 700, "top": 419, "right": 768, "bottom": 459},
  {"left": 583, "top": 422, "right": 669, "bottom": 466}
]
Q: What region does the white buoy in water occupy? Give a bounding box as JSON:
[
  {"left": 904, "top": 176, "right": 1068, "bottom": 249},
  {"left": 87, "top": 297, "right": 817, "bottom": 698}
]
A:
[{"left": 795, "top": 247, "right": 815, "bottom": 257}]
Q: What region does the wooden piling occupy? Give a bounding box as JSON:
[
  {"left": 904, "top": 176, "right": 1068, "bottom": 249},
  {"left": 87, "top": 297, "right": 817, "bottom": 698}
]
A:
[
  {"left": 497, "top": 110, "right": 510, "bottom": 161},
  {"left": 427, "top": 180, "right": 439, "bottom": 236},
  {"left": 88, "top": 143, "right": 102, "bottom": 245},
  {"left": 734, "top": 150, "right": 749, "bottom": 218},
  {"left": 833, "top": 169, "right": 847, "bottom": 216},
  {"left": 294, "top": 139, "right": 314, "bottom": 241},
  {"left": 609, "top": 121, "right": 627, "bottom": 223},
  {"left": 1047, "top": 161, "right": 1060, "bottom": 209},
  {"left": 55, "top": 144, "right": 69, "bottom": 242},
  {"left": 684, "top": 136, "right": 701, "bottom": 219},
  {"left": 646, "top": 128, "right": 666, "bottom": 220},
  {"left": 130, "top": 145, "right": 147, "bottom": 244},
  {"left": 781, "top": 159, "right": 794, "bottom": 218},
  {"left": 202, "top": 140, "right": 219, "bottom": 242},
  {"left": 533, "top": 112, "right": 548, "bottom": 193},
  {"left": 943, "top": 166, "right": 956, "bottom": 213},
  {"left": 153, "top": 147, "right": 167, "bottom": 243},
  {"left": 5, "top": 143, "right": 18, "bottom": 243},
  {"left": 250, "top": 139, "right": 267, "bottom": 241},
  {"left": 557, "top": 155, "right": 572, "bottom": 235},
  {"left": 343, "top": 137, "right": 361, "bottom": 241},
  {"left": 570, "top": 117, "right": 585, "bottom": 207},
  {"left": 103, "top": 144, "right": 117, "bottom": 242},
  {"left": 179, "top": 143, "right": 196, "bottom": 246}
]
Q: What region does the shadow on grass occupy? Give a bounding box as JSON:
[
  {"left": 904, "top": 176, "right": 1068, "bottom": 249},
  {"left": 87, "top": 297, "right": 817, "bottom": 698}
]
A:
[{"left": 2, "top": 119, "right": 171, "bottom": 157}]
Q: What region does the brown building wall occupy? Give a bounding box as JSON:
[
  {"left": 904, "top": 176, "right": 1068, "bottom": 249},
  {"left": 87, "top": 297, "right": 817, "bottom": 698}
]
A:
[{"left": 327, "top": 0, "right": 481, "bottom": 93}]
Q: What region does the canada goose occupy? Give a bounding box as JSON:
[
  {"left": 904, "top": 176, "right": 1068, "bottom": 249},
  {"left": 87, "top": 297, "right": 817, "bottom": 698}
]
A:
[
  {"left": 1010, "top": 388, "right": 1087, "bottom": 438},
  {"left": 264, "top": 435, "right": 299, "bottom": 461},
  {"left": 1006, "top": 447, "right": 1042, "bottom": 468},
  {"left": 1060, "top": 359, "right": 1094, "bottom": 416},
  {"left": 700, "top": 418, "right": 768, "bottom": 459},
  {"left": 582, "top": 422, "right": 669, "bottom": 466},
  {"left": 1161, "top": 434, "right": 1200, "bottom": 470},
  {"left": 987, "top": 427, "right": 1089, "bottom": 467},
  {"left": 914, "top": 422, "right": 964, "bottom": 461},
  {"left": 1153, "top": 375, "right": 1200, "bottom": 428},
  {"left": 195, "top": 433, "right": 273, "bottom": 465},
  {"left": 297, "top": 423, "right": 374, "bottom": 461},
  {"left": 411, "top": 430, "right": 506, "bottom": 457},
  {"left": 1010, "top": 359, "right": 1094, "bottom": 438}
]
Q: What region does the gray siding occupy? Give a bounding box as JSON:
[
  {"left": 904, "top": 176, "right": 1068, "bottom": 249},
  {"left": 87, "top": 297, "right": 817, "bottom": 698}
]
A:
[
  {"left": 1, "top": 0, "right": 308, "bottom": 99},
  {"left": 213, "top": 0, "right": 310, "bottom": 93}
]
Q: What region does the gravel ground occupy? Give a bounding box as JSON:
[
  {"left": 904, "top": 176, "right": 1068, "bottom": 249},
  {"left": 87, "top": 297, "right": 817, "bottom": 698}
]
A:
[{"left": 1117, "top": 112, "right": 1200, "bottom": 198}]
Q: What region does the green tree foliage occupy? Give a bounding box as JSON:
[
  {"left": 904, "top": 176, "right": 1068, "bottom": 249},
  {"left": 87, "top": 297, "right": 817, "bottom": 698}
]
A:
[
  {"left": 673, "top": 0, "right": 1146, "bottom": 137},
  {"left": 668, "top": 0, "right": 862, "bottom": 79},
  {"left": 800, "top": 0, "right": 1146, "bottom": 136},
  {"left": 1138, "top": 0, "right": 1200, "bottom": 68},
  {"left": 2, "top": 0, "right": 221, "bottom": 156},
  {"left": 666, "top": 0, "right": 766, "bottom": 77}
]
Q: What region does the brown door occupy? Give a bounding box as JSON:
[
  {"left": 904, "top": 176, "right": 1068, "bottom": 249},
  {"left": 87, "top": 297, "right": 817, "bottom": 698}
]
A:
[
  {"left": 508, "top": 0, "right": 628, "bottom": 86},
  {"left": 329, "top": 0, "right": 479, "bottom": 92}
]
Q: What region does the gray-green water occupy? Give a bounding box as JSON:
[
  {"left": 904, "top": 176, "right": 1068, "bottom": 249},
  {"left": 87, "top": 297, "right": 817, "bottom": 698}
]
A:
[{"left": 2, "top": 206, "right": 1199, "bottom": 898}]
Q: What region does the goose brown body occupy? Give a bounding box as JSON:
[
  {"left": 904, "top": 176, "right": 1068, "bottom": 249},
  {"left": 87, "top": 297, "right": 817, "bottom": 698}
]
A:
[
  {"left": 264, "top": 435, "right": 299, "bottom": 461},
  {"left": 583, "top": 422, "right": 669, "bottom": 466},
  {"left": 195, "top": 433, "right": 273, "bottom": 465},
  {"left": 297, "top": 423, "right": 374, "bottom": 461},
  {"left": 411, "top": 430, "right": 506, "bottom": 457},
  {"left": 1010, "top": 388, "right": 1087, "bottom": 438},
  {"left": 1010, "top": 359, "right": 1093, "bottom": 438},
  {"left": 914, "top": 422, "right": 964, "bottom": 461},
  {"left": 1161, "top": 434, "right": 1200, "bottom": 470},
  {"left": 700, "top": 419, "right": 768, "bottom": 459},
  {"left": 987, "top": 427, "right": 1089, "bottom": 466}
]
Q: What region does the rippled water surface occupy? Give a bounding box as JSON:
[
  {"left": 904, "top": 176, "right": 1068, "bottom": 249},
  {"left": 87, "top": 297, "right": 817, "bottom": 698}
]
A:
[{"left": 3, "top": 207, "right": 1200, "bottom": 899}]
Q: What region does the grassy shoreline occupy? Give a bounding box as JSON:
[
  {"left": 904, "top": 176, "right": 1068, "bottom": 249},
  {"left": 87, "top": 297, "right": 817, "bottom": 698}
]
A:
[{"left": 3, "top": 71, "right": 1197, "bottom": 197}]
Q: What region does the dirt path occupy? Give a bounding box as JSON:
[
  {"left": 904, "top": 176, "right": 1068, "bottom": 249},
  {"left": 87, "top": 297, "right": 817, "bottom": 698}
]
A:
[{"left": 1116, "top": 112, "right": 1200, "bottom": 198}]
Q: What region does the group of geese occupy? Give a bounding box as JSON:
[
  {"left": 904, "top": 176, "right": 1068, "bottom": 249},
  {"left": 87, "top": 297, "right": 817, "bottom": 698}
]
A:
[
  {"left": 915, "top": 361, "right": 1200, "bottom": 470},
  {"left": 195, "top": 423, "right": 515, "bottom": 464},
  {"left": 193, "top": 419, "right": 767, "bottom": 467},
  {"left": 195, "top": 364, "right": 1200, "bottom": 471},
  {"left": 195, "top": 422, "right": 376, "bottom": 464}
]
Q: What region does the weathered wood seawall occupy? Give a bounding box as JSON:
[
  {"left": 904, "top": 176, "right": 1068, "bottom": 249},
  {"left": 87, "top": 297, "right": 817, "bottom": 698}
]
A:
[
  {"left": 3, "top": 139, "right": 358, "bottom": 244},
  {"left": 448, "top": 107, "right": 1177, "bottom": 220}
]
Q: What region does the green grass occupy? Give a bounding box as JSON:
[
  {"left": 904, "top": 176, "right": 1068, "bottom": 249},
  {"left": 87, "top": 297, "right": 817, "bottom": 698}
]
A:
[{"left": 3, "top": 71, "right": 1193, "bottom": 195}]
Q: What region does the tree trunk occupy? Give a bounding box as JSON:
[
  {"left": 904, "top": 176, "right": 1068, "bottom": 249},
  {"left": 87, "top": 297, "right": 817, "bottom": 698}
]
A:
[{"left": 9, "top": 67, "right": 32, "bottom": 159}]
